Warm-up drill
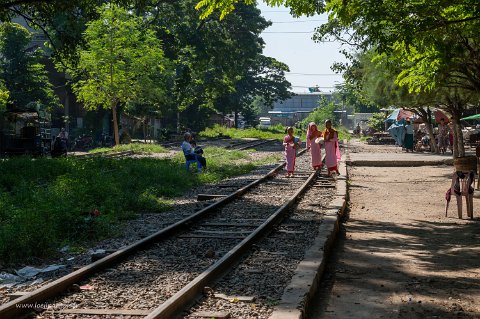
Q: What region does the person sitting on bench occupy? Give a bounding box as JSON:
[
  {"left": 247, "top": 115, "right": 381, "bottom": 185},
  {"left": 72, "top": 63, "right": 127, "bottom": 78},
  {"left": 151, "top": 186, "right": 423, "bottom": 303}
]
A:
[{"left": 181, "top": 132, "right": 205, "bottom": 171}]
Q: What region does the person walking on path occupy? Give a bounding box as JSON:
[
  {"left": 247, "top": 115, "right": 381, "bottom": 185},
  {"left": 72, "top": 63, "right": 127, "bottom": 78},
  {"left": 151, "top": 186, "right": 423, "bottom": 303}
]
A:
[
  {"left": 306, "top": 122, "right": 323, "bottom": 170},
  {"left": 403, "top": 119, "right": 414, "bottom": 152},
  {"left": 323, "top": 119, "right": 341, "bottom": 176},
  {"left": 283, "top": 127, "right": 301, "bottom": 177}
]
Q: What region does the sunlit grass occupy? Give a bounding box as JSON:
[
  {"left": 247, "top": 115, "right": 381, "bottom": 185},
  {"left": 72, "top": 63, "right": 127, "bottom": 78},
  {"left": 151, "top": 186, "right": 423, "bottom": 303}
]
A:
[
  {"left": 89, "top": 143, "right": 167, "bottom": 154},
  {"left": 199, "top": 124, "right": 290, "bottom": 140}
]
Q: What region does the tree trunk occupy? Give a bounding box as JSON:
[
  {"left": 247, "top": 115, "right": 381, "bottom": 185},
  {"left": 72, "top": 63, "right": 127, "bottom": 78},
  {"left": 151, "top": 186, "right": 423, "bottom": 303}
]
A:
[
  {"left": 452, "top": 112, "right": 465, "bottom": 158},
  {"left": 143, "top": 119, "right": 147, "bottom": 144},
  {"left": 176, "top": 112, "right": 180, "bottom": 134},
  {"left": 234, "top": 109, "right": 238, "bottom": 129},
  {"left": 112, "top": 101, "right": 120, "bottom": 146}
]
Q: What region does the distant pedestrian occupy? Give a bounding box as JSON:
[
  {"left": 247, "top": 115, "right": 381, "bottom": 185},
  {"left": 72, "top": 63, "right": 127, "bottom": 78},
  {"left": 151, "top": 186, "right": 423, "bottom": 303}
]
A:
[
  {"left": 323, "top": 119, "right": 341, "bottom": 176},
  {"left": 58, "top": 127, "right": 68, "bottom": 140},
  {"left": 403, "top": 119, "right": 414, "bottom": 152},
  {"left": 448, "top": 122, "right": 454, "bottom": 153},
  {"left": 437, "top": 118, "right": 448, "bottom": 154},
  {"left": 306, "top": 122, "right": 322, "bottom": 170},
  {"left": 283, "top": 127, "right": 301, "bottom": 177}
]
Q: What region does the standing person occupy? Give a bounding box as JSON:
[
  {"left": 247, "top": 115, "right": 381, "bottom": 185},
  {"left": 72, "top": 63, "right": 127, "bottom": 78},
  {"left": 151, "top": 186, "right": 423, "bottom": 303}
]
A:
[
  {"left": 283, "top": 127, "right": 301, "bottom": 177},
  {"left": 403, "top": 119, "right": 414, "bottom": 152},
  {"left": 306, "top": 122, "right": 322, "bottom": 170},
  {"left": 58, "top": 128, "right": 68, "bottom": 154},
  {"left": 323, "top": 119, "right": 341, "bottom": 176},
  {"left": 437, "top": 118, "right": 448, "bottom": 154},
  {"left": 448, "top": 121, "right": 454, "bottom": 154}
]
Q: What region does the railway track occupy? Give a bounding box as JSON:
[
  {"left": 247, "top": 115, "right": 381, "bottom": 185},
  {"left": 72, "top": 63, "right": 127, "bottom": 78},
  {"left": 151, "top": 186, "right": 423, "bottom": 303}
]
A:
[
  {"left": 225, "top": 138, "right": 276, "bottom": 150},
  {"left": 161, "top": 137, "right": 276, "bottom": 151},
  {"left": 71, "top": 150, "right": 135, "bottom": 159},
  {"left": 0, "top": 149, "right": 334, "bottom": 319}
]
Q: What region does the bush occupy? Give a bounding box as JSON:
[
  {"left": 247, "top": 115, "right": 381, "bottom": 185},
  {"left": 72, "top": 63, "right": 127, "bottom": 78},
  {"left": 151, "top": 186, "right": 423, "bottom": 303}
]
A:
[{"left": 200, "top": 124, "right": 286, "bottom": 139}]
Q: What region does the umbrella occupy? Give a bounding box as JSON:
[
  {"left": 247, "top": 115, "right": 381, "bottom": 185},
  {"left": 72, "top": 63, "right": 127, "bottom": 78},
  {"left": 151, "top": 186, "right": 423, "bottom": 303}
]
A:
[
  {"left": 387, "top": 123, "right": 405, "bottom": 146},
  {"left": 385, "top": 108, "right": 414, "bottom": 123},
  {"left": 461, "top": 113, "right": 480, "bottom": 121},
  {"left": 434, "top": 110, "right": 449, "bottom": 123},
  {"left": 414, "top": 109, "right": 450, "bottom": 123}
]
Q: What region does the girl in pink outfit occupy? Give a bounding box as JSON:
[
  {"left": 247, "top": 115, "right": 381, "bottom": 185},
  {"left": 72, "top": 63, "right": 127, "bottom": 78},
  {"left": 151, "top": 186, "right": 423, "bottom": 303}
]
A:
[
  {"left": 283, "top": 127, "right": 301, "bottom": 177},
  {"left": 306, "top": 122, "right": 322, "bottom": 170},
  {"left": 323, "top": 119, "right": 341, "bottom": 176}
]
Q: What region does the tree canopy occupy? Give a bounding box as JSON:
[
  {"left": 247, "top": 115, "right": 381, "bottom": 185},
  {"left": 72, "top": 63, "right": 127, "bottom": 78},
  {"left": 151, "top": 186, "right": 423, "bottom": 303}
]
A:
[
  {"left": 0, "top": 22, "right": 59, "bottom": 110},
  {"left": 71, "top": 4, "right": 170, "bottom": 144},
  {"left": 1, "top": 0, "right": 292, "bottom": 133}
]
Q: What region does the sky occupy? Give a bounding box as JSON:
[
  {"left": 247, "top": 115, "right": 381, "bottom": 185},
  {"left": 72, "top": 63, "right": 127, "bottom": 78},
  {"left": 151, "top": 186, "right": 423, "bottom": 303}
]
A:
[{"left": 258, "top": 2, "right": 348, "bottom": 93}]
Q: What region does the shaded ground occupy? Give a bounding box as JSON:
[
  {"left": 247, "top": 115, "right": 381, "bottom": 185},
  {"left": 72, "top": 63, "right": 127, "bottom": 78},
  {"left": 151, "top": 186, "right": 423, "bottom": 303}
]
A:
[{"left": 309, "top": 140, "right": 480, "bottom": 319}]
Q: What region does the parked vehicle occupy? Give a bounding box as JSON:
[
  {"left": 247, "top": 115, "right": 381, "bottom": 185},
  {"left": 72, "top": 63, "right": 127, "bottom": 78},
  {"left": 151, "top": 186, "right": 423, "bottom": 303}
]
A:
[
  {"left": 72, "top": 133, "right": 95, "bottom": 151},
  {"left": 258, "top": 117, "right": 271, "bottom": 129},
  {"left": 100, "top": 132, "right": 114, "bottom": 147}
]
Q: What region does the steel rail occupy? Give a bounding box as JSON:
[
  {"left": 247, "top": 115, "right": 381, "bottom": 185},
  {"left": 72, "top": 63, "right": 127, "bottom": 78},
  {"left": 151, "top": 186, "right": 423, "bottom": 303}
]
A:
[
  {"left": 225, "top": 138, "right": 274, "bottom": 150},
  {"left": 146, "top": 166, "right": 318, "bottom": 318},
  {"left": 0, "top": 149, "right": 306, "bottom": 319},
  {"left": 236, "top": 138, "right": 276, "bottom": 150}
]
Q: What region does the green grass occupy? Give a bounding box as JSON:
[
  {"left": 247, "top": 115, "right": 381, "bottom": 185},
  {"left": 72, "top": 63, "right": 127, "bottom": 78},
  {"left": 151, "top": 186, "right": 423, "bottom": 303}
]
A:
[
  {"left": 337, "top": 126, "right": 352, "bottom": 141},
  {"left": 199, "top": 124, "right": 293, "bottom": 140},
  {"left": 89, "top": 143, "right": 167, "bottom": 154},
  {"left": 0, "top": 147, "right": 279, "bottom": 265}
]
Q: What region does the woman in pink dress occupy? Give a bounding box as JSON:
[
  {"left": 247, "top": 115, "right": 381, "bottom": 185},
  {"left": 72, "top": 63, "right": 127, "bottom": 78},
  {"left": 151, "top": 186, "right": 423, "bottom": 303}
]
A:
[
  {"left": 306, "top": 122, "right": 322, "bottom": 170},
  {"left": 323, "top": 119, "right": 341, "bottom": 176},
  {"left": 283, "top": 127, "right": 301, "bottom": 177}
]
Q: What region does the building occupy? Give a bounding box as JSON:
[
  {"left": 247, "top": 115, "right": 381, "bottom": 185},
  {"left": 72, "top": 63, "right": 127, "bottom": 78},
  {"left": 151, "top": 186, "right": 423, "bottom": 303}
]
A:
[{"left": 266, "top": 92, "right": 334, "bottom": 126}]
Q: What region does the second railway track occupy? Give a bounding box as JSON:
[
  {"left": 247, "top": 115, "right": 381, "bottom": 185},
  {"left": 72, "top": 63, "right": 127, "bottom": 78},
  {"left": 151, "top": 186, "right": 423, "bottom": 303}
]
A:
[{"left": 0, "top": 148, "right": 336, "bottom": 319}]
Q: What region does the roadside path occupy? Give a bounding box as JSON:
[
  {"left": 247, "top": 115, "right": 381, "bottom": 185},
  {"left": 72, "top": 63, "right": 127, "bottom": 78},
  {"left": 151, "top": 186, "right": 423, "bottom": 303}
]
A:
[{"left": 309, "top": 140, "right": 480, "bottom": 318}]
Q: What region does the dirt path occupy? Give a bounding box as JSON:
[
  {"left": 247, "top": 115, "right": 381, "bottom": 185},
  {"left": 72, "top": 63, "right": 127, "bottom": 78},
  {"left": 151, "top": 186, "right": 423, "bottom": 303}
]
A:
[{"left": 309, "top": 141, "right": 480, "bottom": 318}]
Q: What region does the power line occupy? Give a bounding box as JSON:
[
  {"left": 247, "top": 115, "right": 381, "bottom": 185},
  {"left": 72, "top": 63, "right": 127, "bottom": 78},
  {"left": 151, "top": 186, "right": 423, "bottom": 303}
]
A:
[
  {"left": 286, "top": 72, "right": 340, "bottom": 76},
  {"left": 291, "top": 85, "right": 336, "bottom": 88},
  {"left": 263, "top": 31, "right": 315, "bottom": 33},
  {"left": 270, "top": 19, "right": 326, "bottom": 23}
]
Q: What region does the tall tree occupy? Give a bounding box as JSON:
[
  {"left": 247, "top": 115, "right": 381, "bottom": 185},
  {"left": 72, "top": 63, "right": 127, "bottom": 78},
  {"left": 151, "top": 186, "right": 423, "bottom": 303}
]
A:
[
  {"left": 71, "top": 4, "right": 170, "bottom": 145},
  {"left": 0, "top": 22, "right": 59, "bottom": 110},
  {"left": 147, "top": 0, "right": 291, "bottom": 129}
]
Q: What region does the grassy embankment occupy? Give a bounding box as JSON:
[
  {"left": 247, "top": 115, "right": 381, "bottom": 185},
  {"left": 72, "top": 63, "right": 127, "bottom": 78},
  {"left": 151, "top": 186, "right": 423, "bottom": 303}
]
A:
[
  {"left": 89, "top": 143, "right": 168, "bottom": 154},
  {"left": 0, "top": 146, "right": 280, "bottom": 265},
  {"left": 200, "top": 124, "right": 349, "bottom": 142},
  {"left": 200, "top": 123, "right": 291, "bottom": 140}
]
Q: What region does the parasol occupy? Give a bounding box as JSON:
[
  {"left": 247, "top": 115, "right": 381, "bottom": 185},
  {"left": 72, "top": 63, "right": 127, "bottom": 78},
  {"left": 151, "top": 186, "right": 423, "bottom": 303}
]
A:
[
  {"left": 385, "top": 108, "right": 414, "bottom": 123},
  {"left": 461, "top": 113, "right": 480, "bottom": 121},
  {"left": 434, "top": 110, "right": 449, "bottom": 123}
]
